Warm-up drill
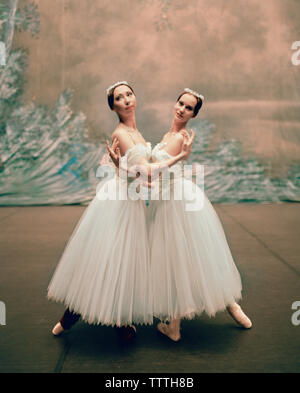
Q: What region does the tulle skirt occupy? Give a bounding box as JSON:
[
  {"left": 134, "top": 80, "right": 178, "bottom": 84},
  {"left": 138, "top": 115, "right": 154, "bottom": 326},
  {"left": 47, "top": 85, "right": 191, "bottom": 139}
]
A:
[
  {"left": 47, "top": 174, "right": 153, "bottom": 327},
  {"left": 147, "top": 176, "right": 243, "bottom": 322}
]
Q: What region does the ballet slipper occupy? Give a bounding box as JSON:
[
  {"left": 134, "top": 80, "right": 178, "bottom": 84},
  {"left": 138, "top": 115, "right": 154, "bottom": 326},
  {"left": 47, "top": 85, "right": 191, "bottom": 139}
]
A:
[
  {"left": 126, "top": 325, "right": 137, "bottom": 340},
  {"left": 117, "top": 325, "right": 137, "bottom": 343},
  {"left": 227, "top": 303, "right": 252, "bottom": 329},
  {"left": 157, "top": 322, "right": 181, "bottom": 342},
  {"left": 52, "top": 322, "right": 65, "bottom": 336},
  {"left": 129, "top": 324, "right": 137, "bottom": 333}
]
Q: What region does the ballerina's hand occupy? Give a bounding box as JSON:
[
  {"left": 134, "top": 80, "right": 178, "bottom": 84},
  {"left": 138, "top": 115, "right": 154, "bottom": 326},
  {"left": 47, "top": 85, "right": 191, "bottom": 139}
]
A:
[
  {"left": 188, "top": 128, "right": 195, "bottom": 145},
  {"left": 181, "top": 129, "right": 195, "bottom": 159},
  {"left": 119, "top": 163, "right": 153, "bottom": 189},
  {"left": 99, "top": 152, "right": 114, "bottom": 167},
  {"left": 106, "top": 139, "right": 121, "bottom": 168}
]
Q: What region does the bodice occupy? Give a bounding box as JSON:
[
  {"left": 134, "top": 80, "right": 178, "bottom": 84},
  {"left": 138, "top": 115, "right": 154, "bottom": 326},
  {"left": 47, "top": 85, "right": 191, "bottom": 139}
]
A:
[
  {"left": 151, "top": 142, "right": 186, "bottom": 198},
  {"left": 120, "top": 142, "right": 152, "bottom": 165},
  {"left": 117, "top": 142, "right": 152, "bottom": 191},
  {"left": 151, "top": 142, "right": 173, "bottom": 162},
  {"left": 151, "top": 142, "right": 185, "bottom": 167}
]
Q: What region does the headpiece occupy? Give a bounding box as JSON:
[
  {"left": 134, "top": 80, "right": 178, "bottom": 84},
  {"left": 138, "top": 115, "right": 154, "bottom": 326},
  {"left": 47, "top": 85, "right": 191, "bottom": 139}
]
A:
[
  {"left": 184, "top": 88, "right": 204, "bottom": 101},
  {"left": 106, "top": 81, "right": 130, "bottom": 95}
]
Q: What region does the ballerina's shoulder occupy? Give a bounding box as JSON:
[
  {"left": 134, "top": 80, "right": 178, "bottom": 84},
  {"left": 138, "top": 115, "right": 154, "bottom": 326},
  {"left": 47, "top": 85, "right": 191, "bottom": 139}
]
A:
[{"left": 111, "top": 128, "right": 133, "bottom": 155}]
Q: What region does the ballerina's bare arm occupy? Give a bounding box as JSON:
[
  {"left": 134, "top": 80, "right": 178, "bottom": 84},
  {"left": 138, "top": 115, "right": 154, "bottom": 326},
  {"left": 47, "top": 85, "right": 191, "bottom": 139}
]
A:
[
  {"left": 160, "top": 129, "right": 195, "bottom": 159},
  {"left": 106, "top": 131, "right": 194, "bottom": 179}
]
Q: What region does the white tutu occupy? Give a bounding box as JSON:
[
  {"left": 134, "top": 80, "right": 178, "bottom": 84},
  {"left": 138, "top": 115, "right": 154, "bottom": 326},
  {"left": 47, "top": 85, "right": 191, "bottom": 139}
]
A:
[
  {"left": 47, "top": 143, "right": 153, "bottom": 327},
  {"left": 148, "top": 142, "right": 243, "bottom": 322}
]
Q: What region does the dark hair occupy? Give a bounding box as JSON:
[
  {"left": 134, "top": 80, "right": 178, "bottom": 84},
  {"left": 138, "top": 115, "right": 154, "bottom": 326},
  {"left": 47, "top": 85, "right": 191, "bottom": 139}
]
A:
[
  {"left": 107, "top": 84, "right": 135, "bottom": 110},
  {"left": 177, "top": 92, "right": 203, "bottom": 117}
]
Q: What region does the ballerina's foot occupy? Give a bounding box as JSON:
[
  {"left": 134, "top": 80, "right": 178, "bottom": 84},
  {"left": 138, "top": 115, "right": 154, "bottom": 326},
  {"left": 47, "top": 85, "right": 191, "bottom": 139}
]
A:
[
  {"left": 52, "top": 322, "right": 65, "bottom": 336},
  {"left": 227, "top": 303, "right": 252, "bottom": 329},
  {"left": 127, "top": 324, "right": 137, "bottom": 339},
  {"left": 157, "top": 322, "right": 181, "bottom": 342},
  {"left": 117, "top": 325, "right": 137, "bottom": 343}
]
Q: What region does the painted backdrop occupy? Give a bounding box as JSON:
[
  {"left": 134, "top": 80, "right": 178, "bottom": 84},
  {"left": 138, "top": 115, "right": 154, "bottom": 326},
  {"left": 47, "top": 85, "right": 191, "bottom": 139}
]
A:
[{"left": 0, "top": 0, "right": 299, "bottom": 204}]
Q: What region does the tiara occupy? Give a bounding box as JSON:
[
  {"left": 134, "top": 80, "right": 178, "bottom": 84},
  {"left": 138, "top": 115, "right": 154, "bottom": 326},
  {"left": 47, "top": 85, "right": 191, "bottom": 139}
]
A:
[
  {"left": 184, "top": 88, "right": 204, "bottom": 101},
  {"left": 106, "top": 81, "right": 129, "bottom": 95}
]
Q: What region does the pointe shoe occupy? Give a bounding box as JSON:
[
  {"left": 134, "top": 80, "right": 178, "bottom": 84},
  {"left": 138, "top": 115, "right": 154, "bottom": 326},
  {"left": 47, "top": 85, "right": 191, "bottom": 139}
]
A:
[
  {"left": 52, "top": 322, "right": 65, "bottom": 336},
  {"left": 157, "top": 322, "right": 181, "bottom": 342},
  {"left": 227, "top": 303, "right": 252, "bottom": 329}
]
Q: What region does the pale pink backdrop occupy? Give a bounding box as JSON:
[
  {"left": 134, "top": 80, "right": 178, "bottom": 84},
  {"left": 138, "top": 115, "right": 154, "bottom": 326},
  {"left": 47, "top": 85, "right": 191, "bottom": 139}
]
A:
[{"left": 14, "top": 0, "right": 300, "bottom": 177}]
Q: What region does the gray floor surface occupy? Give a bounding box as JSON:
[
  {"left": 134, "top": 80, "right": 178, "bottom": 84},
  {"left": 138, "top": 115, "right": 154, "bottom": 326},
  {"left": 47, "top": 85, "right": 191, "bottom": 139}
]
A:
[{"left": 0, "top": 203, "right": 299, "bottom": 373}]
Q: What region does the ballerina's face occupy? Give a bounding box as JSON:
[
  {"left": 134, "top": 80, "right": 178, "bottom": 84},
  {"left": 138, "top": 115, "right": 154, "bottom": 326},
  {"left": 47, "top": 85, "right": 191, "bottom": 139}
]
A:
[
  {"left": 113, "top": 85, "right": 136, "bottom": 117},
  {"left": 174, "top": 93, "right": 197, "bottom": 123}
]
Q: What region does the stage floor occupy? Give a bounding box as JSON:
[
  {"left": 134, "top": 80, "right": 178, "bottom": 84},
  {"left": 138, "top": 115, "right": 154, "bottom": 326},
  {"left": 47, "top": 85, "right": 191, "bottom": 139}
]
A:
[{"left": 0, "top": 203, "right": 299, "bottom": 373}]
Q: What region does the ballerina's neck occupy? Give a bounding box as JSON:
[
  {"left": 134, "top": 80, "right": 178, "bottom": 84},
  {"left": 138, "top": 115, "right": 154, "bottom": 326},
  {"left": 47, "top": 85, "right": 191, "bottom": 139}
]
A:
[
  {"left": 119, "top": 119, "right": 137, "bottom": 131},
  {"left": 170, "top": 117, "right": 188, "bottom": 132}
]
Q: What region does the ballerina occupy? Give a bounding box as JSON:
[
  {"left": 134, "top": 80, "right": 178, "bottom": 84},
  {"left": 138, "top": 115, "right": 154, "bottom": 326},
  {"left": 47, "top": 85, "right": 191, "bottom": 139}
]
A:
[
  {"left": 48, "top": 81, "right": 153, "bottom": 338},
  {"left": 148, "top": 88, "right": 252, "bottom": 342},
  {"left": 48, "top": 81, "right": 192, "bottom": 340}
]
